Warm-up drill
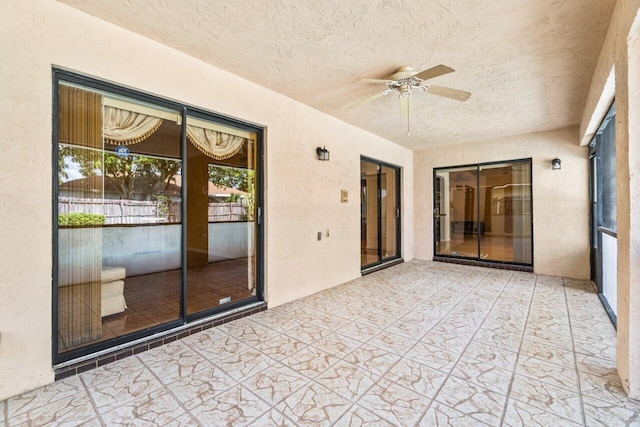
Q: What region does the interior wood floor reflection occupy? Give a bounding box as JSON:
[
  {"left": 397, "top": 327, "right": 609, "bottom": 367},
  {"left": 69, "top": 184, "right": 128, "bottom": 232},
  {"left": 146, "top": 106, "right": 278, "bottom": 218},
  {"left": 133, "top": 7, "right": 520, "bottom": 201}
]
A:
[
  {"left": 60, "top": 258, "right": 254, "bottom": 351},
  {"left": 436, "top": 234, "right": 516, "bottom": 261}
]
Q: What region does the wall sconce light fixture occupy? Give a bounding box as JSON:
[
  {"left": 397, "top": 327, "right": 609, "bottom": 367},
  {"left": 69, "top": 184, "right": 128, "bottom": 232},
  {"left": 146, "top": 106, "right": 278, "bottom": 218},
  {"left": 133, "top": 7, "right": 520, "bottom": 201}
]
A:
[
  {"left": 551, "top": 158, "right": 561, "bottom": 170},
  {"left": 316, "top": 146, "right": 330, "bottom": 161}
]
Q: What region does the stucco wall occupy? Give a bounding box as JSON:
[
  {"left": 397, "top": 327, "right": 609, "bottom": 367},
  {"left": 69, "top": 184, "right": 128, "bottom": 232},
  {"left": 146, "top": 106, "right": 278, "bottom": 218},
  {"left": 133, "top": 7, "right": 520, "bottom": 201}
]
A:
[
  {"left": 580, "top": 0, "right": 640, "bottom": 399},
  {"left": 414, "top": 127, "right": 590, "bottom": 279},
  {"left": 0, "top": 0, "right": 414, "bottom": 400}
]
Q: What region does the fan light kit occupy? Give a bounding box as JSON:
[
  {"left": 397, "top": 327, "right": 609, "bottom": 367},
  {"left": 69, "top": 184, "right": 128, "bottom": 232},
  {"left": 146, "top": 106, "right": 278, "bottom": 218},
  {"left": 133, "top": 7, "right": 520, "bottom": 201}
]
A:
[{"left": 348, "top": 65, "right": 471, "bottom": 135}]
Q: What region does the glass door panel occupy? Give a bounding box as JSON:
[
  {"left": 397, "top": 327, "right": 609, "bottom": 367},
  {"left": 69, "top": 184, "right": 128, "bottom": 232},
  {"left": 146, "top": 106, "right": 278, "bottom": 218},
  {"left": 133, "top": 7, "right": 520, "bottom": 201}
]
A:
[
  {"left": 360, "top": 158, "right": 401, "bottom": 269},
  {"left": 360, "top": 160, "right": 380, "bottom": 267},
  {"left": 381, "top": 165, "right": 398, "bottom": 260},
  {"left": 186, "top": 116, "right": 257, "bottom": 315},
  {"left": 478, "top": 162, "right": 532, "bottom": 263},
  {"left": 435, "top": 166, "right": 478, "bottom": 258},
  {"left": 57, "top": 82, "right": 182, "bottom": 353}
]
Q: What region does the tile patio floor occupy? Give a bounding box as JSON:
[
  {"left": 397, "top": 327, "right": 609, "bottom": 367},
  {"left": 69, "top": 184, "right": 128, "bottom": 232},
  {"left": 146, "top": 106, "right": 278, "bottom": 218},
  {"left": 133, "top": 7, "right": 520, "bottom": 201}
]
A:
[{"left": 2, "top": 260, "right": 640, "bottom": 426}]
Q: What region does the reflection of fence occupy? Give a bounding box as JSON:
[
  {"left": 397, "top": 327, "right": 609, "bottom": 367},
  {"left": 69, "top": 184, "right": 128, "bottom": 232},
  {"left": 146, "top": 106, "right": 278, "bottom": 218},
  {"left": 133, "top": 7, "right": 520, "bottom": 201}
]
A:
[{"left": 59, "top": 197, "right": 248, "bottom": 224}]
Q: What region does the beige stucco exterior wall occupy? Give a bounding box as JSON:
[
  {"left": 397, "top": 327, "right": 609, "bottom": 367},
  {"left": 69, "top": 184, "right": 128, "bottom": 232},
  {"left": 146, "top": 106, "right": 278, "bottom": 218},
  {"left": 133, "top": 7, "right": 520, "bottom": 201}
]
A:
[
  {"left": 579, "top": 0, "right": 640, "bottom": 399},
  {"left": 414, "top": 127, "right": 590, "bottom": 279},
  {"left": 0, "top": 0, "right": 414, "bottom": 400}
]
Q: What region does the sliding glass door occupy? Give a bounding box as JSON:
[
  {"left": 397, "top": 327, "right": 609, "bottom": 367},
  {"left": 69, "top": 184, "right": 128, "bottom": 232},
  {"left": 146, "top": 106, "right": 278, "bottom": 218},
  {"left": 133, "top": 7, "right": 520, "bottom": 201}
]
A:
[
  {"left": 434, "top": 159, "right": 532, "bottom": 265},
  {"left": 590, "top": 103, "right": 617, "bottom": 324},
  {"left": 53, "top": 70, "right": 263, "bottom": 363},
  {"left": 361, "top": 157, "right": 401, "bottom": 269}
]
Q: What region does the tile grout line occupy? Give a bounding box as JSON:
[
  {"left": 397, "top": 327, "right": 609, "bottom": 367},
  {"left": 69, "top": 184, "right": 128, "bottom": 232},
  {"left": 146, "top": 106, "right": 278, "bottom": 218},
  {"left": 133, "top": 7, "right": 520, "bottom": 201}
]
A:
[
  {"left": 137, "top": 350, "right": 208, "bottom": 427},
  {"left": 563, "top": 277, "right": 588, "bottom": 426},
  {"left": 413, "top": 268, "right": 514, "bottom": 427},
  {"left": 497, "top": 272, "right": 538, "bottom": 427},
  {"left": 78, "top": 368, "right": 109, "bottom": 427}
]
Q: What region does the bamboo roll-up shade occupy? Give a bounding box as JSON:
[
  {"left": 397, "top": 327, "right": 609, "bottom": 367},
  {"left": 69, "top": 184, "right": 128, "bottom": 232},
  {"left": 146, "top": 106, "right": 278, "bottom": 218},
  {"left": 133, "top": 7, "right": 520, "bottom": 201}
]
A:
[{"left": 58, "top": 84, "right": 103, "bottom": 148}]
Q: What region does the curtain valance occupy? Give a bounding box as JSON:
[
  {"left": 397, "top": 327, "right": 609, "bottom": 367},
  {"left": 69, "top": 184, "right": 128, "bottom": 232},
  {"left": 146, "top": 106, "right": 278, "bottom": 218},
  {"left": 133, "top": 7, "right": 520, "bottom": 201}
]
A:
[
  {"left": 186, "top": 126, "right": 247, "bottom": 160},
  {"left": 103, "top": 106, "right": 164, "bottom": 145}
]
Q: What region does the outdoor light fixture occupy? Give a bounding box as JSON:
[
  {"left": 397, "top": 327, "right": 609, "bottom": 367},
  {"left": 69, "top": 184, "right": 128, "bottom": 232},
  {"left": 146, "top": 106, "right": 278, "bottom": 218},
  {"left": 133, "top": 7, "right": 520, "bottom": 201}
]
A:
[
  {"left": 316, "top": 146, "right": 330, "bottom": 161},
  {"left": 551, "top": 158, "right": 561, "bottom": 170}
]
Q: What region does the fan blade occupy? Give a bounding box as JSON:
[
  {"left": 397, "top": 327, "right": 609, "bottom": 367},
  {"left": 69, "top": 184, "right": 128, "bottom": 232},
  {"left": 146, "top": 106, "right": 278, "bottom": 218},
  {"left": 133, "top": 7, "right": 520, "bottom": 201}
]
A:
[
  {"left": 399, "top": 94, "right": 413, "bottom": 117},
  {"left": 347, "top": 90, "right": 389, "bottom": 109},
  {"left": 356, "top": 79, "right": 395, "bottom": 84},
  {"left": 413, "top": 65, "right": 455, "bottom": 81},
  {"left": 426, "top": 85, "right": 471, "bottom": 102}
]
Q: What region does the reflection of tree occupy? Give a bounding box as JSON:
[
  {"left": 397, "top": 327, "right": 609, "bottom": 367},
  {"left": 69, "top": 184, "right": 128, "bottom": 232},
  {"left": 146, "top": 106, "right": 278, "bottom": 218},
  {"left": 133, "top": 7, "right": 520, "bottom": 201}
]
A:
[
  {"left": 208, "top": 165, "right": 254, "bottom": 193},
  {"left": 59, "top": 146, "right": 180, "bottom": 200},
  {"left": 208, "top": 165, "right": 255, "bottom": 220}
]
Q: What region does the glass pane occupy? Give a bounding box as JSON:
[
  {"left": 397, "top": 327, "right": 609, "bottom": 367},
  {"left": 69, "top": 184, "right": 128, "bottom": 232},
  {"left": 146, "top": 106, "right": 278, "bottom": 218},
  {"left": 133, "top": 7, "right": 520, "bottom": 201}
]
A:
[
  {"left": 361, "top": 160, "right": 379, "bottom": 267},
  {"left": 186, "top": 116, "right": 257, "bottom": 315},
  {"left": 478, "top": 161, "right": 532, "bottom": 263},
  {"left": 381, "top": 165, "right": 397, "bottom": 259},
  {"left": 435, "top": 166, "right": 479, "bottom": 258},
  {"left": 57, "top": 83, "right": 182, "bottom": 352}
]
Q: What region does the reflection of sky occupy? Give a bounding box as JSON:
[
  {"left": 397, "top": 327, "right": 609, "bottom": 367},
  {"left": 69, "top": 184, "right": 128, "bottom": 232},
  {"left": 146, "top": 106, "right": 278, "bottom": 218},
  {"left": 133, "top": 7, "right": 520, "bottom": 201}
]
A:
[{"left": 61, "top": 156, "right": 102, "bottom": 182}]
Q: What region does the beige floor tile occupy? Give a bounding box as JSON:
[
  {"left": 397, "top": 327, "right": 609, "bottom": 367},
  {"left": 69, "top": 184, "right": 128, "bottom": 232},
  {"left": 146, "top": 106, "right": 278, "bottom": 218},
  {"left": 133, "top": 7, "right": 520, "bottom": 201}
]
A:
[
  {"left": 100, "top": 388, "right": 186, "bottom": 426},
  {"left": 385, "top": 318, "right": 434, "bottom": 340},
  {"left": 384, "top": 358, "right": 448, "bottom": 399},
  {"left": 169, "top": 365, "right": 237, "bottom": 410},
  {"left": 136, "top": 340, "right": 192, "bottom": 364},
  {"left": 509, "top": 375, "right": 583, "bottom": 423},
  {"left": 190, "top": 384, "right": 270, "bottom": 426},
  {"left": 359, "top": 378, "right": 431, "bottom": 426},
  {"left": 516, "top": 355, "right": 579, "bottom": 390},
  {"left": 463, "top": 340, "right": 518, "bottom": 371},
  {"left": 284, "top": 323, "right": 333, "bottom": 345},
  {"left": 435, "top": 376, "right": 507, "bottom": 426},
  {"left": 281, "top": 346, "right": 340, "bottom": 379},
  {"left": 242, "top": 363, "right": 309, "bottom": 406},
  {"left": 7, "top": 391, "right": 97, "bottom": 427},
  {"left": 253, "top": 333, "right": 307, "bottom": 361},
  {"left": 86, "top": 367, "right": 163, "bottom": 412},
  {"left": 250, "top": 408, "right": 298, "bottom": 426},
  {"left": 216, "top": 348, "right": 274, "bottom": 382},
  {"left": 145, "top": 349, "right": 212, "bottom": 385},
  {"left": 451, "top": 356, "right": 514, "bottom": 395},
  {"left": 367, "top": 330, "right": 419, "bottom": 356},
  {"left": 165, "top": 413, "right": 200, "bottom": 426},
  {"left": 503, "top": 398, "right": 583, "bottom": 426},
  {"left": 333, "top": 405, "right": 395, "bottom": 426},
  {"left": 579, "top": 371, "right": 640, "bottom": 410},
  {"left": 421, "top": 326, "right": 472, "bottom": 354},
  {"left": 309, "top": 313, "right": 353, "bottom": 331},
  {"left": 7, "top": 376, "right": 85, "bottom": 419},
  {"left": 582, "top": 395, "right": 640, "bottom": 427},
  {"left": 405, "top": 342, "right": 459, "bottom": 372},
  {"left": 190, "top": 334, "right": 250, "bottom": 362},
  {"left": 336, "top": 321, "right": 381, "bottom": 342},
  {"left": 519, "top": 338, "right": 577, "bottom": 369},
  {"left": 310, "top": 332, "right": 362, "bottom": 359},
  {"left": 275, "top": 382, "right": 351, "bottom": 426},
  {"left": 418, "top": 401, "right": 492, "bottom": 426},
  {"left": 475, "top": 328, "right": 523, "bottom": 352},
  {"left": 5, "top": 261, "right": 637, "bottom": 426},
  {"left": 343, "top": 344, "right": 400, "bottom": 377},
  {"left": 315, "top": 360, "right": 377, "bottom": 401}
]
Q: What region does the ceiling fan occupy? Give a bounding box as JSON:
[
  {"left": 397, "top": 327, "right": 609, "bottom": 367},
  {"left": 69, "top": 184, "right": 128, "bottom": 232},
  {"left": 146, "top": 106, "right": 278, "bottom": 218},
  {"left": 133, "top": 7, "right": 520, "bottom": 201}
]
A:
[{"left": 348, "top": 65, "right": 471, "bottom": 135}]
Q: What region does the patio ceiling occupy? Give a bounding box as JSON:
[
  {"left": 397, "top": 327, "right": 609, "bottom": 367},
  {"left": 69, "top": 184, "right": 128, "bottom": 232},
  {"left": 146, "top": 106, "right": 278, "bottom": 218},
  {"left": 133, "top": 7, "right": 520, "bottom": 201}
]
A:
[{"left": 57, "top": 0, "right": 615, "bottom": 149}]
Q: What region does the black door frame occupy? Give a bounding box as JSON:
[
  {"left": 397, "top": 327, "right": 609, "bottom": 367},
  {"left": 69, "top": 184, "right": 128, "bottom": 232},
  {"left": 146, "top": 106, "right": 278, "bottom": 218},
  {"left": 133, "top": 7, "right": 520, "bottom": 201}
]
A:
[
  {"left": 52, "top": 68, "right": 265, "bottom": 364},
  {"left": 432, "top": 158, "right": 534, "bottom": 267},
  {"left": 360, "top": 156, "right": 402, "bottom": 271}
]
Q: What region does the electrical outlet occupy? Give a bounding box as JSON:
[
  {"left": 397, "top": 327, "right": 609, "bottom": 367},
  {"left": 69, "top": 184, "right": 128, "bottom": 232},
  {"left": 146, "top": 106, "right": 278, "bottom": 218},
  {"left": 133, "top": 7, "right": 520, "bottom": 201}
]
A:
[
  {"left": 326, "top": 229, "right": 330, "bottom": 237},
  {"left": 317, "top": 232, "right": 322, "bottom": 241}
]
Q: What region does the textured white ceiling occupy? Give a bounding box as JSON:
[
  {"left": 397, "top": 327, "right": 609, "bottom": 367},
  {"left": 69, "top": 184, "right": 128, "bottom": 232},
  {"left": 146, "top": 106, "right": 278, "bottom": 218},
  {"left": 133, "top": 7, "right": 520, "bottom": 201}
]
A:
[{"left": 57, "top": 0, "right": 615, "bottom": 149}]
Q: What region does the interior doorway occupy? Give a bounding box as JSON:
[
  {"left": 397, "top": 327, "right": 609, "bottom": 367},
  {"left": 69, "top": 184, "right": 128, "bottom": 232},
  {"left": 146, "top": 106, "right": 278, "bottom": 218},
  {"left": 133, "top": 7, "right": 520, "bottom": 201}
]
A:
[{"left": 360, "top": 157, "right": 401, "bottom": 270}]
